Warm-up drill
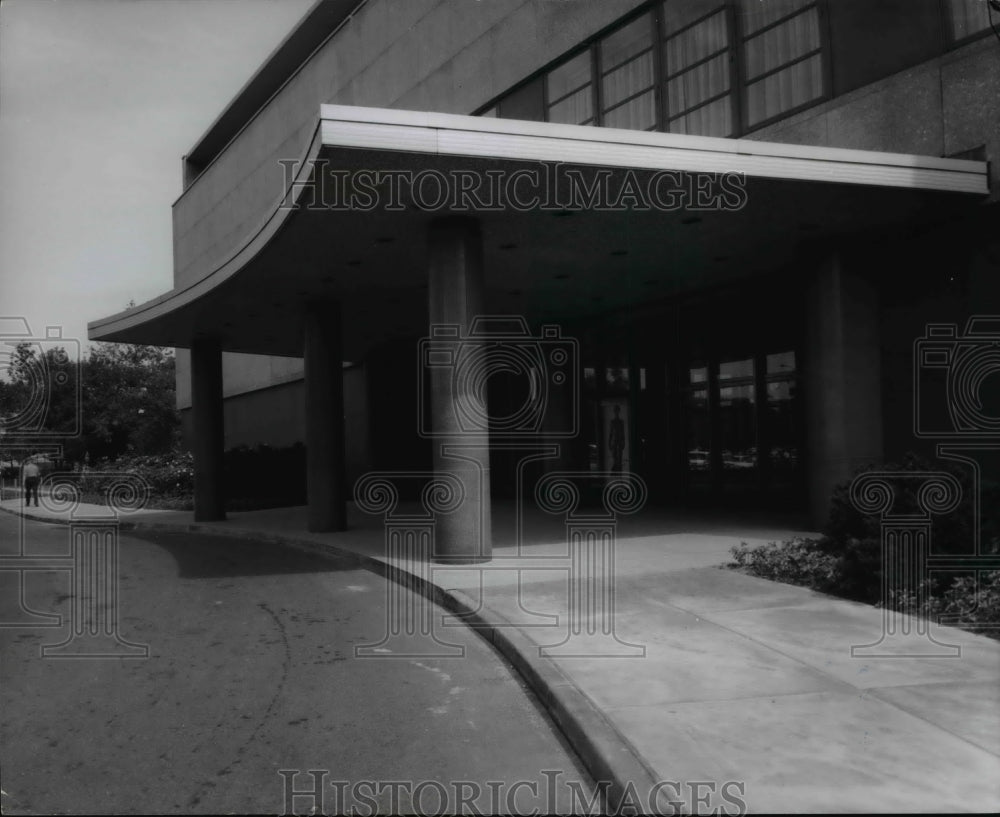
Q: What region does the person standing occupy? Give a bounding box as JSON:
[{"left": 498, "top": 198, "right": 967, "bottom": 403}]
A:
[{"left": 22, "top": 458, "right": 40, "bottom": 507}]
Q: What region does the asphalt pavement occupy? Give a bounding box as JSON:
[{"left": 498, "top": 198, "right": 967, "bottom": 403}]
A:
[{"left": 0, "top": 514, "right": 594, "bottom": 814}]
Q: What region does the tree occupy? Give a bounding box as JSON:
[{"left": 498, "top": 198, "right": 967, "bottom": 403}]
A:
[
  {"left": 0, "top": 340, "right": 180, "bottom": 464},
  {"left": 79, "top": 342, "right": 180, "bottom": 461}
]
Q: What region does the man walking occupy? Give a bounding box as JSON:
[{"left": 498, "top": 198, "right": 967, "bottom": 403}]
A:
[{"left": 22, "top": 458, "right": 40, "bottom": 507}]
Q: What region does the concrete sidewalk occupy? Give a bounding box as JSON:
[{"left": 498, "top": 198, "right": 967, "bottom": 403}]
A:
[{"left": 3, "top": 497, "right": 998, "bottom": 813}]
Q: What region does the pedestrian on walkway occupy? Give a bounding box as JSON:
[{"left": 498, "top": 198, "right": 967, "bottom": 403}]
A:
[{"left": 22, "top": 458, "right": 40, "bottom": 507}]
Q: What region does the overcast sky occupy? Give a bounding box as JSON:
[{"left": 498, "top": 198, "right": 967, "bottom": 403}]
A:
[{"left": 0, "top": 0, "right": 314, "bottom": 357}]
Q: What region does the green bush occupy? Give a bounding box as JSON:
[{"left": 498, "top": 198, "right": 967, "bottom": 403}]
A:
[
  {"left": 70, "top": 444, "right": 307, "bottom": 512},
  {"left": 730, "top": 452, "right": 1000, "bottom": 638},
  {"left": 730, "top": 538, "right": 839, "bottom": 592}
]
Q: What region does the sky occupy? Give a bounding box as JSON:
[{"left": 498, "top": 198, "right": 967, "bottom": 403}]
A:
[{"left": 0, "top": 0, "right": 315, "bottom": 358}]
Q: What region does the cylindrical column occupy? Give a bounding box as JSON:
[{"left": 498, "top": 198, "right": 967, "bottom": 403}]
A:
[
  {"left": 803, "top": 252, "right": 884, "bottom": 527},
  {"left": 304, "top": 302, "right": 347, "bottom": 532},
  {"left": 427, "top": 216, "right": 492, "bottom": 563},
  {"left": 191, "top": 337, "right": 226, "bottom": 521}
]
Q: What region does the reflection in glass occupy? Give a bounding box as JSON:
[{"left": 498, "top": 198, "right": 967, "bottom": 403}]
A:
[
  {"left": 547, "top": 51, "right": 595, "bottom": 125},
  {"left": 600, "top": 12, "right": 657, "bottom": 131},
  {"left": 606, "top": 366, "right": 630, "bottom": 394},
  {"left": 686, "top": 386, "right": 710, "bottom": 480},
  {"left": 719, "top": 357, "right": 753, "bottom": 380},
  {"left": 720, "top": 383, "right": 756, "bottom": 475},
  {"left": 767, "top": 351, "right": 796, "bottom": 375}
]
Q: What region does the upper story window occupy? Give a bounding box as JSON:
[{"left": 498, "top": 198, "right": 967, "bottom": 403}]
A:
[
  {"left": 546, "top": 50, "right": 595, "bottom": 125},
  {"left": 738, "top": 0, "right": 826, "bottom": 128},
  {"left": 598, "top": 12, "right": 658, "bottom": 130},
  {"left": 494, "top": 0, "right": 835, "bottom": 137},
  {"left": 662, "top": 3, "right": 736, "bottom": 137},
  {"left": 944, "top": 0, "right": 995, "bottom": 41}
]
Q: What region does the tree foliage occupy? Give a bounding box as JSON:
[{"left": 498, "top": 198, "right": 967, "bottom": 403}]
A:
[{"left": 0, "top": 340, "right": 179, "bottom": 463}]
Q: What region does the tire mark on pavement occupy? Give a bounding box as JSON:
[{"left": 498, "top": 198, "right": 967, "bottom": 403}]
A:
[{"left": 186, "top": 601, "right": 291, "bottom": 808}]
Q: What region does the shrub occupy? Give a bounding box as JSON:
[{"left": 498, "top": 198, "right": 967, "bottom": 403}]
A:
[
  {"left": 730, "top": 452, "right": 1000, "bottom": 638},
  {"left": 730, "top": 538, "right": 839, "bottom": 592},
  {"left": 72, "top": 444, "right": 308, "bottom": 512}
]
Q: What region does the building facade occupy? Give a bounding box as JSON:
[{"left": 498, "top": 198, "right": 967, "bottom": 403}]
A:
[{"left": 91, "top": 0, "right": 999, "bottom": 555}]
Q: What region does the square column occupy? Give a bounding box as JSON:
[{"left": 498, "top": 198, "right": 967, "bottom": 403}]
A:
[
  {"left": 427, "top": 216, "right": 492, "bottom": 563},
  {"left": 304, "top": 301, "right": 347, "bottom": 532},
  {"left": 803, "top": 253, "right": 884, "bottom": 527},
  {"left": 190, "top": 337, "right": 226, "bottom": 521}
]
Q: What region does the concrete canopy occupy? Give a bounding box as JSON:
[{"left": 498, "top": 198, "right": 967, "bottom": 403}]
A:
[{"left": 89, "top": 105, "right": 989, "bottom": 358}]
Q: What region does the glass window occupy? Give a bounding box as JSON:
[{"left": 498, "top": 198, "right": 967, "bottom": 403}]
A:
[
  {"left": 719, "top": 357, "right": 753, "bottom": 380},
  {"left": 945, "top": 0, "right": 994, "bottom": 41},
  {"left": 600, "top": 13, "right": 658, "bottom": 131},
  {"left": 686, "top": 386, "right": 711, "bottom": 479},
  {"left": 546, "top": 51, "right": 595, "bottom": 125},
  {"left": 766, "top": 351, "right": 796, "bottom": 375},
  {"left": 718, "top": 357, "right": 756, "bottom": 477},
  {"left": 662, "top": 4, "right": 735, "bottom": 137},
  {"left": 765, "top": 350, "right": 798, "bottom": 481},
  {"left": 605, "top": 366, "right": 630, "bottom": 394},
  {"left": 739, "top": 0, "right": 825, "bottom": 128}
]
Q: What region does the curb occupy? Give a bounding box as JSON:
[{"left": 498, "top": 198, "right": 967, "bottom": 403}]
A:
[{"left": 2, "top": 506, "right": 663, "bottom": 814}]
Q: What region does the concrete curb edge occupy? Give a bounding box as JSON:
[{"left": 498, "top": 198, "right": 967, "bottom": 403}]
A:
[{"left": 1, "top": 505, "right": 664, "bottom": 814}]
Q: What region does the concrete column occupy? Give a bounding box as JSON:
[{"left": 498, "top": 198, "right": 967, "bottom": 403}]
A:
[
  {"left": 191, "top": 337, "right": 226, "bottom": 522},
  {"left": 427, "top": 217, "right": 492, "bottom": 563},
  {"left": 304, "top": 302, "right": 347, "bottom": 532},
  {"left": 803, "top": 253, "right": 884, "bottom": 527}
]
